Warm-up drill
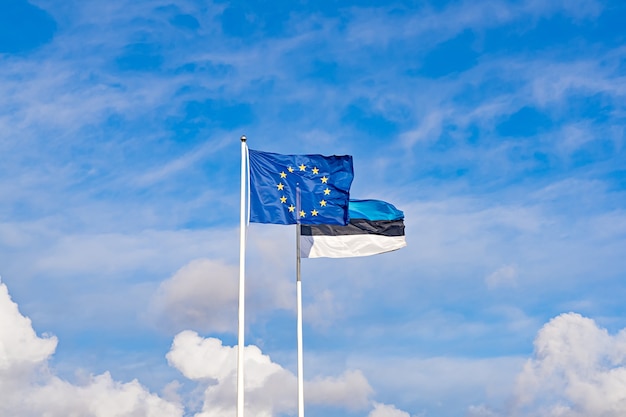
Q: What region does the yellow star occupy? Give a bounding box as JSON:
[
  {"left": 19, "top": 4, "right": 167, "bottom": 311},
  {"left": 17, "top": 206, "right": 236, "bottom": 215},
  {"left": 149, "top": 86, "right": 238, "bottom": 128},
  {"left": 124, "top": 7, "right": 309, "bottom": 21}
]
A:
[
  {"left": 311, "top": 209, "right": 318, "bottom": 216},
  {"left": 288, "top": 166, "right": 294, "bottom": 173},
  {"left": 299, "top": 210, "right": 306, "bottom": 218},
  {"left": 288, "top": 205, "right": 295, "bottom": 212},
  {"left": 321, "top": 176, "right": 328, "bottom": 183},
  {"left": 299, "top": 163, "right": 306, "bottom": 171},
  {"left": 312, "top": 167, "right": 319, "bottom": 174},
  {"left": 320, "top": 200, "right": 327, "bottom": 207},
  {"left": 277, "top": 183, "right": 284, "bottom": 191},
  {"left": 280, "top": 196, "right": 287, "bottom": 203},
  {"left": 323, "top": 188, "right": 331, "bottom": 195},
  {"left": 280, "top": 171, "right": 287, "bottom": 178}
]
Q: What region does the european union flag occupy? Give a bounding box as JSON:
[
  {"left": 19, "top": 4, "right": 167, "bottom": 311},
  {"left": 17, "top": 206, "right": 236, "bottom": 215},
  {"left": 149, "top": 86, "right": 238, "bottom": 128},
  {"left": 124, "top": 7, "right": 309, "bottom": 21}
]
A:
[{"left": 249, "top": 149, "right": 354, "bottom": 225}]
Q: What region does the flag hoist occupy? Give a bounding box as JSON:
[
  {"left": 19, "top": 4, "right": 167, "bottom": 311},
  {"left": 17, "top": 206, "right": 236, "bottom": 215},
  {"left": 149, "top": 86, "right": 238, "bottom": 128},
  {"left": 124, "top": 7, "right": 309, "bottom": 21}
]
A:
[{"left": 238, "top": 137, "right": 405, "bottom": 417}]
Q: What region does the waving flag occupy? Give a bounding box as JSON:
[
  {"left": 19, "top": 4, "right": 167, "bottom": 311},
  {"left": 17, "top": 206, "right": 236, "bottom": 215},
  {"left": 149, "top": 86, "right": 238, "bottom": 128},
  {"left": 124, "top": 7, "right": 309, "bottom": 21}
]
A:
[
  {"left": 300, "top": 199, "right": 406, "bottom": 258},
  {"left": 249, "top": 149, "right": 354, "bottom": 225}
]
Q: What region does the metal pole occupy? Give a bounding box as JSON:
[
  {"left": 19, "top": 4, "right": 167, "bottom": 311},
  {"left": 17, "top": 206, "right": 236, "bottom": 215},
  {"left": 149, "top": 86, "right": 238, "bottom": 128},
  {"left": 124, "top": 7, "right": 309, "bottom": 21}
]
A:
[
  {"left": 237, "top": 135, "right": 247, "bottom": 417},
  {"left": 296, "top": 186, "right": 305, "bottom": 417}
]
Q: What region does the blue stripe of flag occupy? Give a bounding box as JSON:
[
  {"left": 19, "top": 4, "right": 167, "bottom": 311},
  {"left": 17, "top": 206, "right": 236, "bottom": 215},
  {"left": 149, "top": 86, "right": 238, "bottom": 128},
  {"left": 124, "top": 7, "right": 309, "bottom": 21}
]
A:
[{"left": 348, "top": 199, "right": 404, "bottom": 221}]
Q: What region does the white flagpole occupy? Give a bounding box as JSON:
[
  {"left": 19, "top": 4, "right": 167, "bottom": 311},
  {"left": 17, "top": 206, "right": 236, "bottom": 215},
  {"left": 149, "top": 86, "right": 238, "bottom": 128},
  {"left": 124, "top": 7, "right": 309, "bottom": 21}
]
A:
[
  {"left": 237, "top": 135, "right": 248, "bottom": 417},
  {"left": 296, "top": 187, "right": 305, "bottom": 417}
]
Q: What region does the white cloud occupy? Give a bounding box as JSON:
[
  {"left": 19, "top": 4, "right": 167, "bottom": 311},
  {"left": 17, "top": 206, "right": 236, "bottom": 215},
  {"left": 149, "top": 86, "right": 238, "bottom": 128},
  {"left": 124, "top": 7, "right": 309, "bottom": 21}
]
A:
[
  {"left": 20, "top": 373, "right": 183, "bottom": 417},
  {"left": 363, "top": 312, "right": 626, "bottom": 417},
  {"left": 3, "top": 277, "right": 346, "bottom": 417},
  {"left": 368, "top": 402, "right": 412, "bottom": 417},
  {"left": 0, "top": 280, "right": 57, "bottom": 372},
  {"left": 166, "top": 330, "right": 373, "bottom": 417},
  {"left": 0, "top": 281, "right": 182, "bottom": 417},
  {"left": 513, "top": 312, "right": 626, "bottom": 417}
]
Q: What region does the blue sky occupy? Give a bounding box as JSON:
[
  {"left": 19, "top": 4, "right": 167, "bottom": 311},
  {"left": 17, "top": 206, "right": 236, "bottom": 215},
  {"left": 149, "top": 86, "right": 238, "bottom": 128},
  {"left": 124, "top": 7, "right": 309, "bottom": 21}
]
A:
[{"left": 1, "top": 0, "right": 626, "bottom": 416}]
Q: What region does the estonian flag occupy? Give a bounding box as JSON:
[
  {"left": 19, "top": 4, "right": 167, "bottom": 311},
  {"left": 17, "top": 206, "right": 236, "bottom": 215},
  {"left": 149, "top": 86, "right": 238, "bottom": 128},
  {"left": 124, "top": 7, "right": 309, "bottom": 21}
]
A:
[{"left": 300, "top": 199, "right": 406, "bottom": 258}]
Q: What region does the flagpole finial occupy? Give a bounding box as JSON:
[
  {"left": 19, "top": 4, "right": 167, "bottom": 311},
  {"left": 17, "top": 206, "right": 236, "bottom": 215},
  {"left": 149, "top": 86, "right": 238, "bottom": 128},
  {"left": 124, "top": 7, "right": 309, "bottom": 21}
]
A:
[{"left": 240, "top": 135, "right": 247, "bottom": 142}]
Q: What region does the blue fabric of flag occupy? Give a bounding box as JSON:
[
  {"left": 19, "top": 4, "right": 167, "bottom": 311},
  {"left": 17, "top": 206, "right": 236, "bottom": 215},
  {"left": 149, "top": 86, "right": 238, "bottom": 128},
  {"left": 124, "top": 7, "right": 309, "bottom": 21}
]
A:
[
  {"left": 348, "top": 199, "right": 404, "bottom": 221},
  {"left": 249, "top": 149, "right": 354, "bottom": 225}
]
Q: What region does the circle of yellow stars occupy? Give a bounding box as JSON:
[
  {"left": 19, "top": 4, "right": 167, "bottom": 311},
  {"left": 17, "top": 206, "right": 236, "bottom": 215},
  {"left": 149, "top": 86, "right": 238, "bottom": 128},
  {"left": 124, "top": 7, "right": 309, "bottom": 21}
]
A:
[{"left": 274, "top": 163, "right": 332, "bottom": 219}]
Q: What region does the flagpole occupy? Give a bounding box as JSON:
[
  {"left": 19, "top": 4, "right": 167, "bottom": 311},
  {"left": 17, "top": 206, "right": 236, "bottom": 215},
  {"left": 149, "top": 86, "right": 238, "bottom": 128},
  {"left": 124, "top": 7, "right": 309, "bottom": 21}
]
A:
[
  {"left": 296, "top": 186, "right": 305, "bottom": 417},
  {"left": 237, "top": 135, "right": 247, "bottom": 417}
]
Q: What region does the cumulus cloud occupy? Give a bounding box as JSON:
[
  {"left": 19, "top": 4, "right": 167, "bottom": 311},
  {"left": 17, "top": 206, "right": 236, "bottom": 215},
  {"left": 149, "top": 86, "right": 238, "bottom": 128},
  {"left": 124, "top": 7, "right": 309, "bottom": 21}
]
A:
[
  {"left": 1, "top": 278, "right": 382, "bottom": 417},
  {"left": 351, "top": 312, "right": 626, "bottom": 417},
  {"left": 367, "top": 402, "right": 412, "bottom": 417},
  {"left": 16, "top": 373, "right": 183, "bottom": 417},
  {"left": 0, "top": 281, "right": 182, "bottom": 417},
  {"left": 513, "top": 312, "right": 626, "bottom": 417},
  {"left": 0, "top": 280, "right": 57, "bottom": 372},
  {"left": 166, "top": 330, "right": 373, "bottom": 417}
]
